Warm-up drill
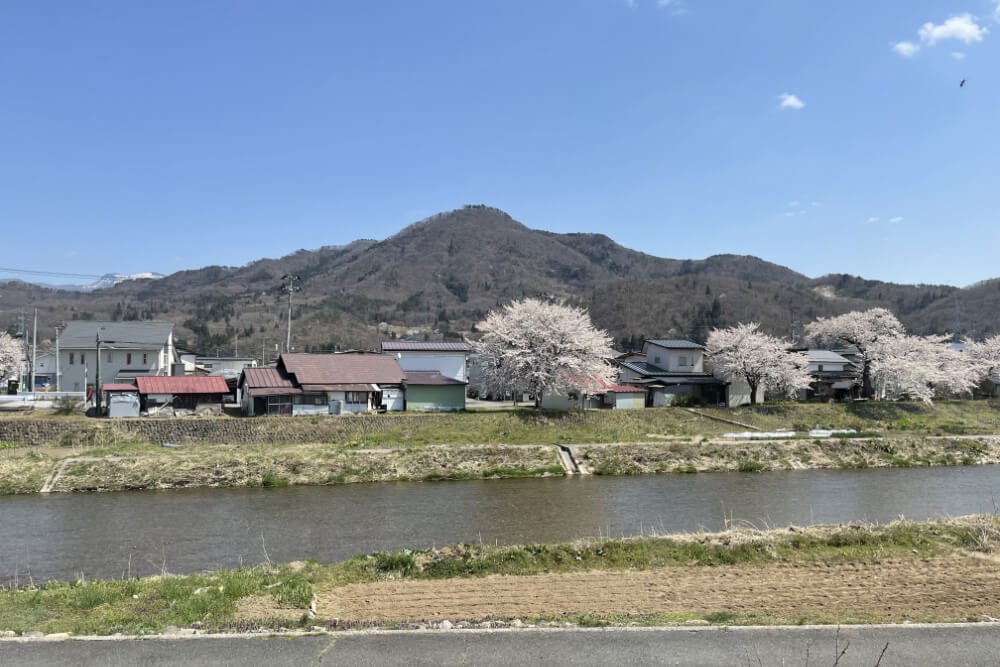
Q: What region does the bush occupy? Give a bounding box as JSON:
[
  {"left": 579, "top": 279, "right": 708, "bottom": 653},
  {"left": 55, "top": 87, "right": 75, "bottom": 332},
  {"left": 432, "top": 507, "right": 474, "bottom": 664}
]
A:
[
  {"left": 53, "top": 395, "right": 84, "bottom": 416},
  {"left": 670, "top": 395, "right": 706, "bottom": 408}
]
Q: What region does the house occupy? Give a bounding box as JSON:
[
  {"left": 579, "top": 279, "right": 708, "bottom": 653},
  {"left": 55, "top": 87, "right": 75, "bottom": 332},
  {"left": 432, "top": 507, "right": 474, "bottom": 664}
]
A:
[
  {"left": 194, "top": 356, "right": 258, "bottom": 375},
  {"left": 57, "top": 321, "right": 177, "bottom": 394},
  {"left": 135, "top": 375, "right": 230, "bottom": 416},
  {"left": 238, "top": 353, "right": 405, "bottom": 416},
  {"left": 800, "top": 349, "right": 859, "bottom": 400},
  {"left": 380, "top": 341, "right": 470, "bottom": 382},
  {"left": 540, "top": 377, "right": 646, "bottom": 410},
  {"left": 616, "top": 339, "right": 760, "bottom": 407},
  {"left": 31, "top": 351, "right": 57, "bottom": 388},
  {"left": 403, "top": 371, "right": 467, "bottom": 411},
  {"left": 382, "top": 341, "right": 471, "bottom": 410}
]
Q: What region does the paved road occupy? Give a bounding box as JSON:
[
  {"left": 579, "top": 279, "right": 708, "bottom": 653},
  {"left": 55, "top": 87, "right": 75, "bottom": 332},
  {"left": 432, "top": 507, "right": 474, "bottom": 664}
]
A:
[{"left": 2, "top": 625, "right": 999, "bottom": 666}]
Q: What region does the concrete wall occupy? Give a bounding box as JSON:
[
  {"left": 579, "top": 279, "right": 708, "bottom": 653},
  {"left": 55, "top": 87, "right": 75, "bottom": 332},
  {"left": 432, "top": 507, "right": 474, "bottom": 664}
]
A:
[
  {"left": 612, "top": 392, "right": 645, "bottom": 409},
  {"left": 391, "top": 351, "right": 467, "bottom": 382},
  {"left": 405, "top": 384, "right": 466, "bottom": 412}
]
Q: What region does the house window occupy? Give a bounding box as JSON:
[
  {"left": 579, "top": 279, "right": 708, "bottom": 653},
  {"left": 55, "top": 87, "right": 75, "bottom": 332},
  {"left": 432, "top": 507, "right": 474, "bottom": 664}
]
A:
[
  {"left": 80, "top": 353, "right": 86, "bottom": 364},
  {"left": 69, "top": 353, "right": 75, "bottom": 365},
  {"left": 818, "top": 364, "right": 824, "bottom": 372},
  {"left": 568, "top": 391, "right": 580, "bottom": 401},
  {"left": 107, "top": 351, "right": 113, "bottom": 363},
  {"left": 679, "top": 355, "right": 689, "bottom": 367},
  {"left": 267, "top": 395, "right": 292, "bottom": 415},
  {"left": 654, "top": 355, "right": 661, "bottom": 364},
  {"left": 293, "top": 394, "right": 326, "bottom": 405},
  {"left": 143, "top": 353, "right": 148, "bottom": 365},
  {"left": 127, "top": 353, "right": 132, "bottom": 365},
  {"left": 345, "top": 391, "right": 368, "bottom": 405}
]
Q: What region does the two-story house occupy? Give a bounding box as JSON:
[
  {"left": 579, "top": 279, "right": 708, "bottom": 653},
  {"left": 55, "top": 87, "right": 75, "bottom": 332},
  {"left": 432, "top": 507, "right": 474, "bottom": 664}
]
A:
[
  {"left": 380, "top": 341, "right": 470, "bottom": 411},
  {"left": 617, "top": 339, "right": 760, "bottom": 407},
  {"left": 57, "top": 321, "right": 177, "bottom": 394},
  {"left": 799, "top": 349, "right": 860, "bottom": 400}
]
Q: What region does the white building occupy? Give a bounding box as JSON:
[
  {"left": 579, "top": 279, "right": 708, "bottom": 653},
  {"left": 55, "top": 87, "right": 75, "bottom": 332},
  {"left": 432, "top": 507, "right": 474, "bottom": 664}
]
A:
[
  {"left": 57, "top": 321, "right": 176, "bottom": 393},
  {"left": 380, "top": 341, "right": 470, "bottom": 382}
]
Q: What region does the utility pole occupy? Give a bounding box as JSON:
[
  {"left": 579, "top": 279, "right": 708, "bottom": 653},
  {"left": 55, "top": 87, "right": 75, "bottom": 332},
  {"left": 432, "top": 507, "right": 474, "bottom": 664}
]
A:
[
  {"left": 30, "top": 308, "right": 37, "bottom": 392},
  {"left": 262, "top": 340, "right": 266, "bottom": 366},
  {"left": 234, "top": 331, "right": 239, "bottom": 358},
  {"left": 54, "top": 326, "right": 61, "bottom": 393},
  {"left": 282, "top": 274, "right": 300, "bottom": 353},
  {"left": 95, "top": 331, "right": 102, "bottom": 416}
]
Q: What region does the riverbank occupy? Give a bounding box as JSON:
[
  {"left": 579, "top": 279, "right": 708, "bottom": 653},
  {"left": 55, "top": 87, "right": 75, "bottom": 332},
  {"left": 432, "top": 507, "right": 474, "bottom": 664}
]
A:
[
  {"left": 1, "top": 516, "right": 997, "bottom": 636},
  {"left": 1, "top": 401, "right": 999, "bottom": 495},
  {"left": 2, "top": 435, "right": 1000, "bottom": 495}
]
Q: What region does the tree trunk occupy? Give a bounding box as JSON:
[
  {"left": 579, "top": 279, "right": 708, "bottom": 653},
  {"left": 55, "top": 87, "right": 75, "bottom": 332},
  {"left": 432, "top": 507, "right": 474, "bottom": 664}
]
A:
[
  {"left": 862, "top": 359, "right": 872, "bottom": 399},
  {"left": 748, "top": 379, "right": 758, "bottom": 406}
]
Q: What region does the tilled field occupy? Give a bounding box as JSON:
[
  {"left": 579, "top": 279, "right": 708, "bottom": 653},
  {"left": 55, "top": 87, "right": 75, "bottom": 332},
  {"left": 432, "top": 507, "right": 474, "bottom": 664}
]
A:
[{"left": 318, "top": 556, "right": 1000, "bottom": 623}]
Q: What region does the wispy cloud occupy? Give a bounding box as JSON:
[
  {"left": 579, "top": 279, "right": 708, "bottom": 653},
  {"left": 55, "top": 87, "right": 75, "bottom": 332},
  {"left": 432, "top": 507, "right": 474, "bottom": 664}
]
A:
[
  {"left": 951, "top": 51, "right": 966, "bottom": 59},
  {"left": 788, "top": 201, "right": 800, "bottom": 207},
  {"left": 892, "top": 41, "right": 920, "bottom": 57},
  {"left": 778, "top": 93, "right": 805, "bottom": 110},
  {"left": 810, "top": 201, "right": 822, "bottom": 207},
  {"left": 866, "top": 217, "right": 881, "bottom": 223},
  {"left": 888, "top": 216, "right": 904, "bottom": 224},
  {"left": 918, "top": 13, "right": 987, "bottom": 45}
]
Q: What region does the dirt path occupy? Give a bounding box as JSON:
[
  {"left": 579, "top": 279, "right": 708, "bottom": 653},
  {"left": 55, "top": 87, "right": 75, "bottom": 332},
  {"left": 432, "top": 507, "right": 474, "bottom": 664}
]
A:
[{"left": 317, "top": 557, "right": 1000, "bottom": 622}]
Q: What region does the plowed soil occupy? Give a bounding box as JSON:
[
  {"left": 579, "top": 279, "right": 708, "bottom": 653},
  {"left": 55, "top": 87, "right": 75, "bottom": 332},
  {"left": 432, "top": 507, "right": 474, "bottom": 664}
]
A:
[{"left": 317, "top": 557, "right": 1000, "bottom": 622}]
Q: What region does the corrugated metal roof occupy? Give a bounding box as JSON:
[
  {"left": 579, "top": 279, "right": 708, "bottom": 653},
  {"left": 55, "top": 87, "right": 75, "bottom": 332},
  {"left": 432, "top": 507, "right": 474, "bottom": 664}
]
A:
[
  {"left": 301, "top": 383, "right": 378, "bottom": 392},
  {"left": 102, "top": 383, "right": 138, "bottom": 392},
  {"left": 381, "top": 341, "right": 471, "bottom": 352},
  {"left": 241, "top": 367, "right": 297, "bottom": 390},
  {"left": 644, "top": 339, "right": 705, "bottom": 350},
  {"left": 619, "top": 361, "right": 670, "bottom": 375},
  {"left": 281, "top": 353, "right": 405, "bottom": 385},
  {"left": 805, "top": 350, "right": 851, "bottom": 363},
  {"left": 404, "top": 371, "right": 467, "bottom": 386},
  {"left": 605, "top": 385, "right": 645, "bottom": 393},
  {"left": 135, "top": 375, "right": 230, "bottom": 395},
  {"left": 60, "top": 321, "right": 174, "bottom": 349}
]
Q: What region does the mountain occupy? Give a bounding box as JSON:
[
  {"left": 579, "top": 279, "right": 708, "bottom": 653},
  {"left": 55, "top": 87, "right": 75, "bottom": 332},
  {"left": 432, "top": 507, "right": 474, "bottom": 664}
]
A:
[{"left": 3, "top": 205, "right": 998, "bottom": 354}]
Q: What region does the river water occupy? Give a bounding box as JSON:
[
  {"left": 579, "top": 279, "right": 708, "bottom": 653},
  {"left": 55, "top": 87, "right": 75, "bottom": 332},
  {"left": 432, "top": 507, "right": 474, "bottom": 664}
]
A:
[{"left": 2, "top": 466, "right": 998, "bottom": 584}]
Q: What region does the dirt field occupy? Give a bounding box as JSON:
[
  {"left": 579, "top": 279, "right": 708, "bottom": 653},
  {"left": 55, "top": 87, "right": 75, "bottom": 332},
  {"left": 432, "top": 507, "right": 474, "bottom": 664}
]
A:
[{"left": 318, "top": 556, "right": 1000, "bottom": 623}]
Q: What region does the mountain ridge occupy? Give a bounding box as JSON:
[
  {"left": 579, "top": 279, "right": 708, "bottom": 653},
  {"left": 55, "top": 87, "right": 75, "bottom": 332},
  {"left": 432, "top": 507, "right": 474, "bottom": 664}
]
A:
[{"left": 2, "top": 205, "right": 997, "bottom": 353}]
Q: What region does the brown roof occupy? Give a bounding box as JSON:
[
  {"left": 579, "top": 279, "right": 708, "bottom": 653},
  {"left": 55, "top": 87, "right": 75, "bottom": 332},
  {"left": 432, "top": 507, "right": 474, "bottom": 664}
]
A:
[
  {"left": 280, "top": 353, "right": 404, "bottom": 385},
  {"left": 381, "top": 341, "right": 471, "bottom": 352},
  {"left": 404, "top": 371, "right": 467, "bottom": 386},
  {"left": 240, "top": 367, "right": 301, "bottom": 396},
  {"left": 135, "top": 376, "right": 230, "bottom": 395}
]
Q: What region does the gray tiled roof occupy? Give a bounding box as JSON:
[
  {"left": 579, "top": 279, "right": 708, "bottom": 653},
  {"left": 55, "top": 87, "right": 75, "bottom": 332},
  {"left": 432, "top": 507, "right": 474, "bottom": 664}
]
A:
[
  {"left": 644, "top": 339, "right": 705, "bottom": 350},
  {"left": 381, "top": 341, "right": 471, "bottom": 352},
  {"left": 805, "top": 350, "right": 851, "bottom": 363},
  {"left": 59, "top": 321, "right": 174, "bottom": 349}
]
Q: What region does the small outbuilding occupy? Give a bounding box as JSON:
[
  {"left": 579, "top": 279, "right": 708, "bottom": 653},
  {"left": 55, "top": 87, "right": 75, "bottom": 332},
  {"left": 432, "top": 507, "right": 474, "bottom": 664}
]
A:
[
  {"left": 135, "top": 375, "right": 230, "bottom": 416},
  {"left": 102, "top": 383, "right": 140, "bottom": 418},
  {"left": 403, "top": 371, "right": 467, "bottom": 411}
]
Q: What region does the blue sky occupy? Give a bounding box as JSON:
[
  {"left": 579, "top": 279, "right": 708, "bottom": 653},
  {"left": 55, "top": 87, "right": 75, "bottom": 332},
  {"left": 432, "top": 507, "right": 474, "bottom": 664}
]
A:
[{"left": 2, "top": 1, "right": 998, "bottom": 287}]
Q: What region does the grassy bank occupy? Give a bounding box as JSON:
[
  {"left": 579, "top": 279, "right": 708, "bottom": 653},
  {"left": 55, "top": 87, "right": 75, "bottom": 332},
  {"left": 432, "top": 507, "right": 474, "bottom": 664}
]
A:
[
  {"left": 575, "top": 436, "right": 1000, "bottom": 475},
  {"left": 1, "top": 516, "right": 997, "bottom": 636}
]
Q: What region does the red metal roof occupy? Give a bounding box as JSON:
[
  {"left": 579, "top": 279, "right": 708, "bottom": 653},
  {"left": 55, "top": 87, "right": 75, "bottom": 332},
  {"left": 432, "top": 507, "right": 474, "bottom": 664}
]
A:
[
  {"left": 102, "top": 383, "right": 138, "bottom": 392},
  {"left": 605, "top": 385, "right": 645, "bottom": 393},
  {"left": 280, "top": 353, "right": 405, "bottom": 385},
  {"left": 135, "top": 375, "right": 230, "bottom": 395}
]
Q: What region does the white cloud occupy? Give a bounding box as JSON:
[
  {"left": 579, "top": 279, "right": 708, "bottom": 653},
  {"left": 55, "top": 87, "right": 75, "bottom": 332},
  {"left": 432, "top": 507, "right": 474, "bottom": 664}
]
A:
[
  {"left": 918, "top": 13, "right": 987, "bottom": 45},
  {"left": 995, "top": 0, "right": 1000, "bottom": 23},
  {"left": 811, "top": 201, "right": 821, "bottom": 207},
  {"left": 892, "top": 41, "right": 921, "bottom": 57},
  {"left": 889, "top": 216, "right": 904, "bottom": 223},
  {"left": 778, "top": 93, "right": 805, "bottom": 110},
  {"left": 788, "top": 201, "right": 800, "bottom": 207},
  {"left": 867, "top": 217, "right": 880, "bottom": 223},
  {"left": 951, "top": 51, "right": 966, "bottom": 59}
]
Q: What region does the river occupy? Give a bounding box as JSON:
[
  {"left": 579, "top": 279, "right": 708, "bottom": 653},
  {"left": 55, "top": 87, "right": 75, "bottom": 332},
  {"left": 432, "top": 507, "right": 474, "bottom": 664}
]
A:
[{"left": 1, "top": 466, "right": 998, "bottom": 584}]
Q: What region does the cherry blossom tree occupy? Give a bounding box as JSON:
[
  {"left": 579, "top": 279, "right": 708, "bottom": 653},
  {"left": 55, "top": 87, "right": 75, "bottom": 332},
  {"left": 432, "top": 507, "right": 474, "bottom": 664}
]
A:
[
  {"left": 705, "top": 323, "right": 812, "bottom": 405},
  {"left": 474, "top": 298, "right": 615, "bottom": 407},
  {"left": 0, "top": 332, "right": 22, "bottom": 383},
  {"left": 966, "top": 335, "right": 1000, "bottom": 383},
  {"left": 868, "top": 334, "right": 980, "bottom": 404},
  {"left": 805, "top": 308, "right": 905, "bottom": 398}
]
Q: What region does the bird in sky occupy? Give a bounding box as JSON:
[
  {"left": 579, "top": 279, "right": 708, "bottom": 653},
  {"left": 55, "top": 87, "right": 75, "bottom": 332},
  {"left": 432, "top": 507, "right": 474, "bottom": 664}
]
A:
[{"left": 960, "top": 79, "right": 966, "bottom": 88}]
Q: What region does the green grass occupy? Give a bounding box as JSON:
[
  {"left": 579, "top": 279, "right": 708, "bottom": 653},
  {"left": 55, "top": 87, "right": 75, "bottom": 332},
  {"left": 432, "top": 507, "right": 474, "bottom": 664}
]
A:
[
  {"left": 0, "top": 441, "right": 17, "bottom": 450},
  {"left": 1, "top": 517, "right": 996, "bottom": 635}
]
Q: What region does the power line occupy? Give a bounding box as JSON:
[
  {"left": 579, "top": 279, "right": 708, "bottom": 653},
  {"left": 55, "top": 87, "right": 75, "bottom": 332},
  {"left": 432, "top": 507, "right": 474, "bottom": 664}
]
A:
[{"left": 0, "top": 266, "right": 103, "bottom": 280}]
